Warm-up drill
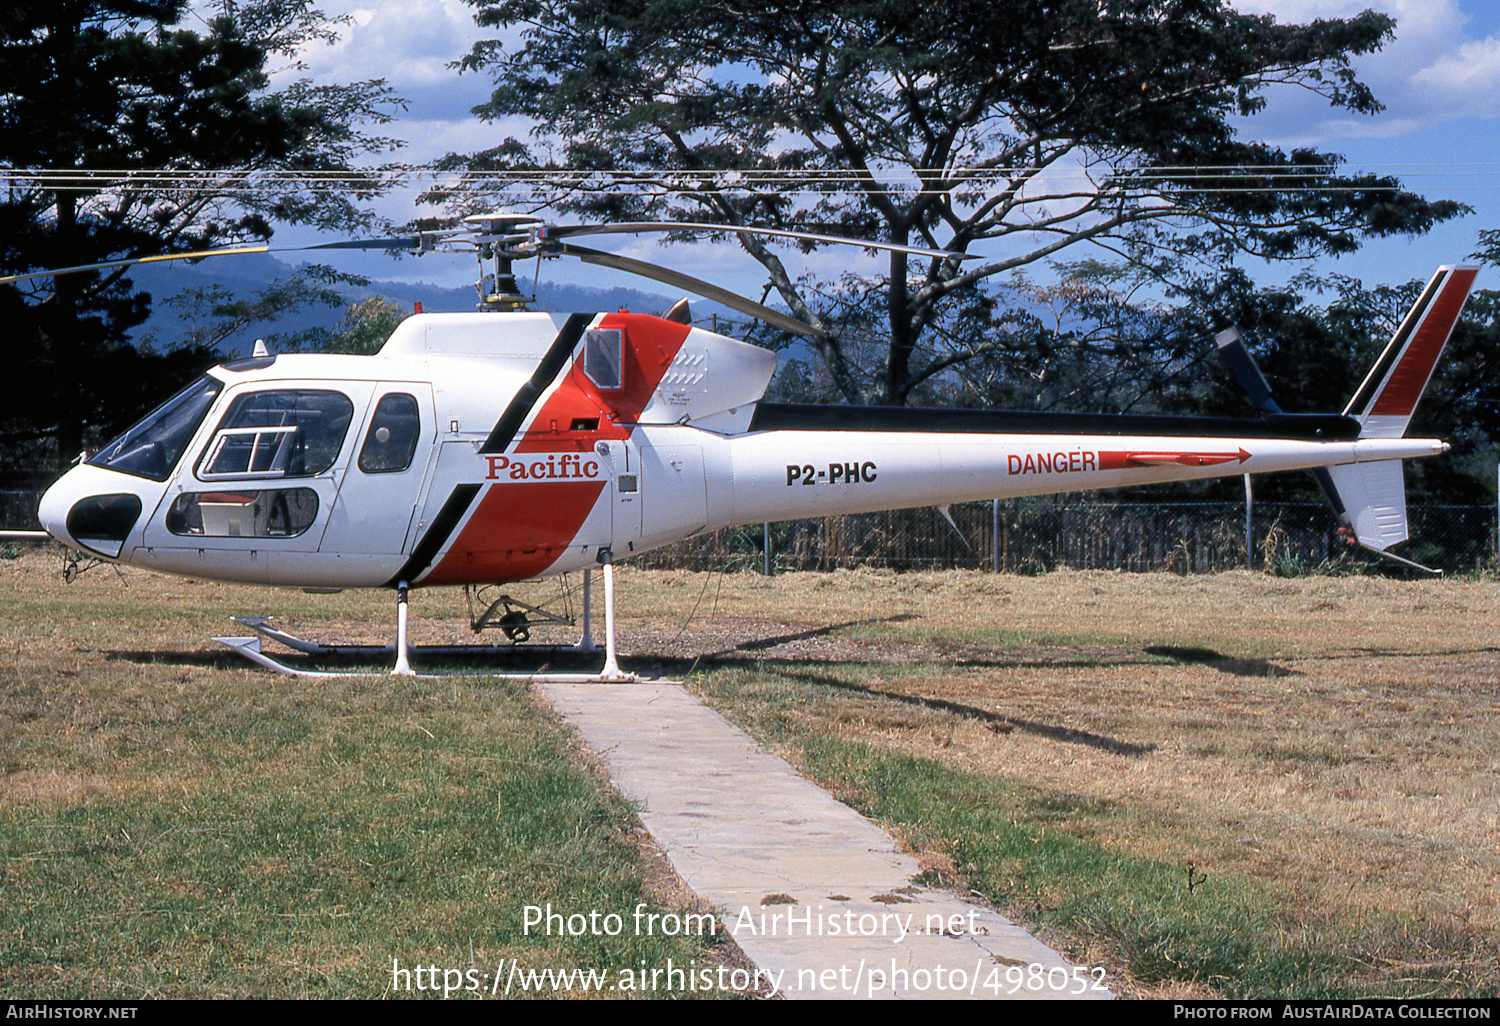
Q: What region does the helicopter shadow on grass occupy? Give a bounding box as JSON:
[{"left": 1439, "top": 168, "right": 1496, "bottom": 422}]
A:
[
  {"left": 1294, "top": 645, "right": 1500, "bottom": 663},
  {"left": 103, "top": 634, "right": 1154, "bottom": 758},
  {"left": 679, "top": 615, "right": 1294, "bottom": 676},
  {"left": 103, "top": 617, "right": 1305, "bottom": 757},
  {"left": 101, "top": 644, "right": 619, "bottom": 675},
  {"left": 1140, "top": 645, "right": 1297, "bottom": 678},
  {"left": 776, "top": 664, "right": 1157, "bottom": 758},
  {"left": 103, "top": 625, "right": 1301, "bottom": 683},
  {"left": 644, "top": 615, "right": 1160, "bottom": 758}
]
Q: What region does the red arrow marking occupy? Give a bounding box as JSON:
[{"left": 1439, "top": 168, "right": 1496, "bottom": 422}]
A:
[{"left": 1099, "top": 448, "right": 1251, "bottom": 470}]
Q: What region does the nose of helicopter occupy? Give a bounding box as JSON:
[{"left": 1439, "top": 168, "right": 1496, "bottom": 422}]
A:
[
  {"left": 38, "top": 467, "right": 145, "bottom": 559},
  {"left": 37, "top": 475, "right": 75, "bottom": 547}
]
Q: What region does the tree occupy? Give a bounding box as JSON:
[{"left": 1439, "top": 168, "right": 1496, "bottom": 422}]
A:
[
  {"left": 146, "top": 263, "right": 369, "bottom": 355},
  {"left": 0, "top": 0, "right": 402, "bottom": 469},
  {"left": 320, "top": 296, "right": 412, "bottom": 355},
  {"left": 438, "top": 0, "right": 1462, "bottom": 406},
  {"left": 154, "top": 278, "right": 412, "bottom": 356},
  {"left": 787, "top": 260, "right": 1210, "bottom": 413}
]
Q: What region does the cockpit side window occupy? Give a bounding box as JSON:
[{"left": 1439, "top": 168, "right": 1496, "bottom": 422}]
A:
[
  {"left": 357, "top": 393, "right": 421, "bottom": 474},
  {"left": 89, "top": 376, "right": 223, "bottom": 482},
  {"left": 198, "top": 390, "right": 354, "bottom": 480}
]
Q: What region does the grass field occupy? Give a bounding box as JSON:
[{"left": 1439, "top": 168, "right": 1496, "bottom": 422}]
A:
[
  {"left": 0, "top": 548, "right": 732, "bottom": 999},
  {"left": 3, "top": 545, "right": 1498, "bottom": 998}
]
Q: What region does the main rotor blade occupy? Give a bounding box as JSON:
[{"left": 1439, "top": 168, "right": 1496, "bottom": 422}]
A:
[
  {"left": 545, "top": 221, "right": 973, "bottom": 262},
  {"left": 0, "top": 236, "right": 427, "bottom": 286},
  {"left": 0, "top": 244, "right": 271, "bottom": 285},
  {"left": 285, "top": 236, "right": 425, "bottom": 252},
  {"left": 559, "top": 242, "right": 823, "bottom": 337}
]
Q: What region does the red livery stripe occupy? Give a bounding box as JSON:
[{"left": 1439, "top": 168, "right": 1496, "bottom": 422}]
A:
[
  {"left": 514, "top": 312, "right": 692, "bottom": 451},
  {"left": 420, "top": 313, "right": 695, "bottom": 586},
  {"left": 1368, "top": 266, "right": 1478, "bottom": 418},
  {"left": 419, "top": 479, "right": 607, "bottom": 586}
]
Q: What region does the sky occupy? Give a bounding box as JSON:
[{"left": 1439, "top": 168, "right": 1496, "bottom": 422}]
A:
[{"left": 245, "top": 0, "right": 1500, "bottom": 302}]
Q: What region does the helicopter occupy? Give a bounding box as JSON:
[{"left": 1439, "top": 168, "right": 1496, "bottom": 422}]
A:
[{"left": 7, "top": 213, "right": 1477, "bottom": 678}]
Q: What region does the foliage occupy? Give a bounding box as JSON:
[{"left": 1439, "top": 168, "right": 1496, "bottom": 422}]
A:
[
  {"left": 0, "top": 0, "right": 404, "bottom": 467},
  {"left": 438, "top": 0, "right": 1462, "bottom": 405},
  {"left": 320, "top": 295, "right": 412, "bottom": 355},
  {"left": 151, "top": 264, "right": 370, "bottom": 355},
  {"left": 768, "top": 261, "right": 1198, "bottom": 410},
  {"left": 147, "top": 279, "right": 413, "bottom": 358}
]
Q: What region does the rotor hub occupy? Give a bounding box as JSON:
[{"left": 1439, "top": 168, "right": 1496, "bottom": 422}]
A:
[{"left": 462, "top": 211, "right": 546, "bottom": 252}]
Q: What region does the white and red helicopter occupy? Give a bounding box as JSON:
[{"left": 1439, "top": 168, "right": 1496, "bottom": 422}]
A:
[{"left": 8, "top": 214, "right": 1477, "bottom": 678}]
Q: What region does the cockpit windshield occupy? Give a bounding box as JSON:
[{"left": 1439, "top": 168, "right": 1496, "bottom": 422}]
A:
[{"left": 88, "top": 376, "right": 223, "bottom": 481}]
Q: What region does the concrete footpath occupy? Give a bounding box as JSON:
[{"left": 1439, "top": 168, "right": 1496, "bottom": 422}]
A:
[{"left": 536, "top": 681, "right": 1114, "bottom": 1000}]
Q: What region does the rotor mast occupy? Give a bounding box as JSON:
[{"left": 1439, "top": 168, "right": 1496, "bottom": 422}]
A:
[{"left": 464, "top": 211, "right": 545, "bottom": 312}]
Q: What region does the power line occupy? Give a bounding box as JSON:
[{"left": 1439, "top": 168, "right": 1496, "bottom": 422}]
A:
[{"left": 7, "top": 164, "right": 1500, "bottom": 200}]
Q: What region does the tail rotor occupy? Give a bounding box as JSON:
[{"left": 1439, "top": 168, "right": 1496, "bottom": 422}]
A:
[{"left": 1214, "top": 265, "right": 1479, "bottom": 573}]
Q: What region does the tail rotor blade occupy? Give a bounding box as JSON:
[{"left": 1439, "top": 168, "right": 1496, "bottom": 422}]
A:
[
  {"left": 1214, "top": 328, "right": 1356, "bottom": 529},
  {"left": 1215, "top": 328, "right": 1283, "bottom": 416}
]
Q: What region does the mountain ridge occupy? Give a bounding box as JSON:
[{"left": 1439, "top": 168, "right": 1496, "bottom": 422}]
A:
[{"left": 125, "top": 252, "right": 713, "bottom": 356}]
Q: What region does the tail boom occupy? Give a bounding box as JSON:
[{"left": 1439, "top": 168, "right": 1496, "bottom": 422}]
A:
[{"left": 719, "top": 430, "right": 1446, "bottom": 526}]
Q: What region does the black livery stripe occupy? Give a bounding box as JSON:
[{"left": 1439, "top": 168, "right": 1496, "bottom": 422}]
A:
[
  {"left": 381, "top": 314, "right": 595, "bottom": 589},
  {"left": 747, "top": 403, "right": 1362, "bottom": 442},
  {"left": 481, "top": 312, "right": 593, "bottom": 454},
  {"left": 383, "top": 484, "right": 481, "bottom": 589}
]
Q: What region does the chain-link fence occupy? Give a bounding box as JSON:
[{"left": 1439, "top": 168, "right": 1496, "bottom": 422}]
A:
[
  {"left": 1, "top": 490, "right": 44, "bottom": 533},
  {"left": 634, "top": 500, "right": 1499, "bottom": 575},
  {"left": 5, "top": 487, "right": 1494, "bottom": 574}
]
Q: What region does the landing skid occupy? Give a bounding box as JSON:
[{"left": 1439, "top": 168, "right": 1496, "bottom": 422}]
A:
[
  {"left": 212, "top": 559, "right": 656, "bottom": 682},
  {"left": 211, "top": 634, "right": 648, "bottom": 682},
  {"left": 224, "top": 615, "right": 584, "bottom": 658}
]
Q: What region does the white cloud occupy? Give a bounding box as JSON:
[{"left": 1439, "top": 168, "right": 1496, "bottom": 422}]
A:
[
  {"left": 282, "top": 1, "right": 473, "bottom": 76},
  {"left": 1413, "top": 37, "right": 1500, "bottom": 115},
  {"left": 265, "top": 0, "right": 496, "bottom": 138},
  {"left": 1231, "top": 1, "right": 1500, "bottom": 141}
]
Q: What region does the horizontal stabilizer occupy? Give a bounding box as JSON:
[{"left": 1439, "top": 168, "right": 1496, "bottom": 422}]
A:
[
  {"left": 1095, "top": 448, "right": 1252, "bottom": 470},
  {"left": 1108, "top": 449, "right": 1251, "bottom": 468}
]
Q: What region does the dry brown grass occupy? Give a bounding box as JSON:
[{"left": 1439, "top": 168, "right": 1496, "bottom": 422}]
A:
[
  {"left": 615, "top": 566, "right": 1500, "bottom": 992},
  {"left": 4, "top": 548, "right": 1498, "bottom": 996}
]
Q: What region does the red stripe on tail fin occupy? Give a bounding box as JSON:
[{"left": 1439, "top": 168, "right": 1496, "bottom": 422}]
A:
[
  {"left": 1369, "top": 266, "right": 1478, "bottom": 417},
  {"left": 1346, "top": 266, "right": 1478, "bottom": 435}
]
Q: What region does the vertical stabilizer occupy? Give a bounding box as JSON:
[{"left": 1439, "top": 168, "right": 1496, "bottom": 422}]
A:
[
  {"left": 1324, "top": 460, "right": 1408, "bottom": 552},
  {"left": 1344, "top": 265, "right": 1478, "bottom": 438},
  {"left": 1320, "top": 266, "right": 1477, "bottom": 572}
]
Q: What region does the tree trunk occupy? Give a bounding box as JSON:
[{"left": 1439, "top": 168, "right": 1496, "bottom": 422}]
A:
[
  {"left": 884, "top": 242, "right": 911, "bottom": 405},
  {"left": 52, "top": 190, "right": 83, "bottom": 471}
]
